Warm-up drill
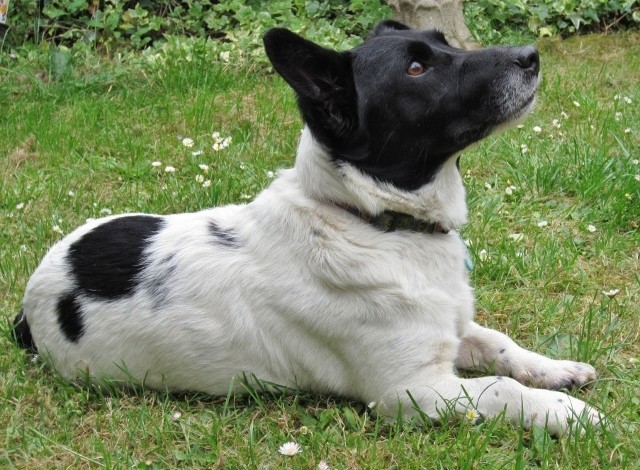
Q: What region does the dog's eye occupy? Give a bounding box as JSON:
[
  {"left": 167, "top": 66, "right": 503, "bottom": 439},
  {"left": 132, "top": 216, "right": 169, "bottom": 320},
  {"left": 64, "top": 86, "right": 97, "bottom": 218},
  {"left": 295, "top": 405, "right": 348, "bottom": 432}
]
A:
[{"left": 407, "top": 61, "right": 426, "bottom": 76}]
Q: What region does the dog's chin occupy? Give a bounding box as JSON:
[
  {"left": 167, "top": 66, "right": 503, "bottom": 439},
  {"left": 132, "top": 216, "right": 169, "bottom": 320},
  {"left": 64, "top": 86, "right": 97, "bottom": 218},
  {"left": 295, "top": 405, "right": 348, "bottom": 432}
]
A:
[{"left": 491, "top": 93, "right": 537, "bottom": 135}]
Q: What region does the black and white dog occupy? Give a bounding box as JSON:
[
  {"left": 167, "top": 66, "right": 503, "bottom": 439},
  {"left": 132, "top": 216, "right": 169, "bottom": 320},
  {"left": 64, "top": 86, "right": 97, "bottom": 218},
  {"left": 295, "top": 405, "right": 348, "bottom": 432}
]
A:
[{"left": 14, "top": 21, "right": 602, "bottom": 435}]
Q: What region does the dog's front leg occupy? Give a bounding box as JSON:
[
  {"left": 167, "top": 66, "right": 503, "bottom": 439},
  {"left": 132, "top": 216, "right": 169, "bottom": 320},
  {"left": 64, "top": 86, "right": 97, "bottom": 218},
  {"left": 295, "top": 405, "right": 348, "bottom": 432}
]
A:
[
  {"left": 378, "top": 374, "right": 602, "bottom": 436},
  {"left": 455, "top": 322, "right": 597, "bottom": 390}
]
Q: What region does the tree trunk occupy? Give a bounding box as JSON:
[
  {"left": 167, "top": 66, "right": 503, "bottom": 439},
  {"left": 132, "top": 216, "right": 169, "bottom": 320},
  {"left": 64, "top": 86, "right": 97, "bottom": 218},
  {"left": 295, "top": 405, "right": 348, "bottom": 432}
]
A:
[{"left": 387, "top": 0, "right": 479, "bottom": 50}]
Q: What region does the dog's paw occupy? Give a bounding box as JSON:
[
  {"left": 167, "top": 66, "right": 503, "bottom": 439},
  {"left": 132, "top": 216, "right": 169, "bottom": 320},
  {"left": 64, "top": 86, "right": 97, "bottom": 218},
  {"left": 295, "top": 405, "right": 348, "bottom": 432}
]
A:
[
  {"left": 511, "top": 355, "right": 597, "bottom": 390},
  {"left": 524, "top": 389, "right": 604, "bottom": 436}
]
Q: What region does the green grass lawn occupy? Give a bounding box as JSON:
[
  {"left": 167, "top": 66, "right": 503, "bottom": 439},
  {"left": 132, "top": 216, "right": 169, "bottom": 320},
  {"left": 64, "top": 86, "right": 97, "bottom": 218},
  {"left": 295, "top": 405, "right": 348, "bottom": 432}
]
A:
[{"left": 1, "top": 31, "right": 639, "bottom": 469}]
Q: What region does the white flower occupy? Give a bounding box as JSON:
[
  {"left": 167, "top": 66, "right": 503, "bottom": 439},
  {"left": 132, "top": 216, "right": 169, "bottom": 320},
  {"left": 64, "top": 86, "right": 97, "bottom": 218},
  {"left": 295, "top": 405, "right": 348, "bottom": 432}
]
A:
[
  {"left": 199, "top": 164, "right": 209, "bottom": 173},
  {"left": 615, "top": 112, "right": 623, "bottom": 121},
  {"left": 151, "top": 161, "right": 162, "bottom": 167},
  {"left": 573, "top": 100, "right": 581, "bottom": 107},
  {"left": 318, "top": 461, "right": 330, "bottom": 470},
  {"left": 624, "top": 96, "right": 632, "bottom": 104},
  {"left": 484, "top": 182, "right": 492, "bottom": 190},
  {"left": 195, "top": 174, "right": 205, "bottom": 183},
  {"left": 561, "top": 111, "right": 569, "bottom": 119},
  {"left": 537, "top": 220, "right": 548, "bottom": 228},
  {"left": 240, "top": 193, "right": 253, "bottom": 200},
  {"left": 15, "top": 202, "right": 25, "bottom": 210},
  {"left": 624, "top": 128, "right": 631, "bottom": 134},
  {"left": 171, "top": 411, "right": 182, "bottom": 421},
  {"left": 68, "top": 190, "right": 75, "bottom": 196},
  {"left": 533, "top": 125, "right": 542, "bottom": 133},
  {"left": 99, "top": 208, "right": 112, "bottom": 215},
  {"left": 633, "top": 160, "right": 639, "bottom": 165},
  {"left": 266, "top": 170, "right": 275, "bottom": 178},
  {"left": 587, "top": 224, "right": 597, "bottom": 233},
  {"left": 220, "top": 51, "right": 231, "bottom": 63},
  {"left": 602, "top": 289, "right": 620, "bottom": 297},
  {"left": 52, "top": 225, "right": 63, "bottom": 234},
  {"left": 478, "top": 249, "right": 489, "bottom": 261},
  {"left": 181, "top": 137, "right": 194, "bottom": 147},
  {"left": 278, "top": 442, "right": 302, "bottom": 456},
  {"left": 202, "top": 180, "right": 211, "bottom": 188},
  {"left": 164, "top": 166, "right": 176, "bottom": 173},
  {"left": 635, "top": 174, "right": 640, "bottom": 182},
  {"left": 465, "top": 408, "right": 479, "bottom": 422},
  {"left": 508, "top": 233, "right": 524, "bottom": 242},
  {"left": 505, "top": 185, "right": 516, "bottom": 196},
  {"left": 520, "top": 144, "right": 529, "bottom": 154},
  {"left": 191, "top": 149, "right": 204, "bottom": 156},
  {"left": 552, "top": 118, "right": 561, "bottom": 128},
  {"left": 212, "top": 131, "right": 220, "bottom": 139}
]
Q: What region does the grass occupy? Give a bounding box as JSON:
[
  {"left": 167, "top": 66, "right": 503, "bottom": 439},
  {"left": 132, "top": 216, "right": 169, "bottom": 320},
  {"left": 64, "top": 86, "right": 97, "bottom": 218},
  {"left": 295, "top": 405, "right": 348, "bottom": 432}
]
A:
[{"left": 1, "top": 31, "right": 639, "bottom": 469}]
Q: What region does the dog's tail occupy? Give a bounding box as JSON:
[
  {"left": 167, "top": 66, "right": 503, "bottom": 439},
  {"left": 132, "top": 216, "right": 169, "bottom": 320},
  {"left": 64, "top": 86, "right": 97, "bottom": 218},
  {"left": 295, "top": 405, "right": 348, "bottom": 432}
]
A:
[{"left": 13, "top": 308, "right": 37, "bottom": 353}]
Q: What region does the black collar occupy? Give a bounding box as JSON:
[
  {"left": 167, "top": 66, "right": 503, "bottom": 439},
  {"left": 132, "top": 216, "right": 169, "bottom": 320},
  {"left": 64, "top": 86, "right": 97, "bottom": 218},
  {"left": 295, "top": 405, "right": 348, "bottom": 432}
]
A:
[{"left": 334, "top": 203, "right": 449, "bottom": 234}]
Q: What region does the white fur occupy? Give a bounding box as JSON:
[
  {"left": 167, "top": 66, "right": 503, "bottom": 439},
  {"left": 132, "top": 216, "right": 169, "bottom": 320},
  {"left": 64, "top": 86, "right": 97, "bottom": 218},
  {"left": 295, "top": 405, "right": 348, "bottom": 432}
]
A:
[{"left": 23, "top": 128, "right": 602, "bottom": 436}]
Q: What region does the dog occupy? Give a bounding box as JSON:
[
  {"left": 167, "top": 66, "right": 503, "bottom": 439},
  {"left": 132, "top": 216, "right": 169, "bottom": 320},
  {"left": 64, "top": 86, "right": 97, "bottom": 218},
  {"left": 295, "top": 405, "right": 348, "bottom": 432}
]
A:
[{"left": 14, "top": 20, "right": 602, "bottom": 435}]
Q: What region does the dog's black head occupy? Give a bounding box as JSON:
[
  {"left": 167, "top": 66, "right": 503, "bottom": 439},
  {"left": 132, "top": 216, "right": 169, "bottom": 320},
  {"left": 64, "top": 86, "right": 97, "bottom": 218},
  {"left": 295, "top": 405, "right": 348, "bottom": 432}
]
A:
[{"left": 264, "top": 20, "right": 540, "bottom": 191}]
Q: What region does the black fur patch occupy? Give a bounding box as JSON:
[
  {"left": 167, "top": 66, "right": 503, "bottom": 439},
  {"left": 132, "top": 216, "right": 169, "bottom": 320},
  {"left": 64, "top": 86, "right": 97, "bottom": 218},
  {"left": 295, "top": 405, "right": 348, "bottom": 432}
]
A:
[
  {"left": 13, "top": 309, "right": 37, "bottom": 353},
  {"left": 208, "top": 220, "right": 240, "bottom": 248},
  {"left": 146, "top": 253, "right": 177, "bottom": 308},
  {"left": 68, "top": 215, "right": 164, "bottom": 299},
  {"left": 56, "top": 292, "right": 84, "bottom": 343}
]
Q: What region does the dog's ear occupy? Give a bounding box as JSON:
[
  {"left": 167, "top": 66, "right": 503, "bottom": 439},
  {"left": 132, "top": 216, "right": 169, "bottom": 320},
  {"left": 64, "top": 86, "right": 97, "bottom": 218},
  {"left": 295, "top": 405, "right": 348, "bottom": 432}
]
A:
[
  {"left": 263, "top": 28, "right": 358, "bottom": 145},
  {"left": 263, "top": 28, "right": 352, "bottom": 103},
  {"left": 373, "top": 20, "right": 412, "bottom": 35}
]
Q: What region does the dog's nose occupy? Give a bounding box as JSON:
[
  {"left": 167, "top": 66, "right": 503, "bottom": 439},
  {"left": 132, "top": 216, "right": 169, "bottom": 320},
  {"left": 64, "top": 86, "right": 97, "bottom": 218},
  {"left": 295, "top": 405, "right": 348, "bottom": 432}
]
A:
[{"left": 514, "top": 46, "right": 540, "bottom": 74}]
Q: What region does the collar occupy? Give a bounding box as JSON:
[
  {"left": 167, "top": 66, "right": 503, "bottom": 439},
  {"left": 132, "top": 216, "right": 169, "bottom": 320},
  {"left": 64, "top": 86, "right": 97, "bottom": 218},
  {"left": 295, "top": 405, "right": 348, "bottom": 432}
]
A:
[{"left": 334, "top": 203, "right": 449, "bottom": 234}]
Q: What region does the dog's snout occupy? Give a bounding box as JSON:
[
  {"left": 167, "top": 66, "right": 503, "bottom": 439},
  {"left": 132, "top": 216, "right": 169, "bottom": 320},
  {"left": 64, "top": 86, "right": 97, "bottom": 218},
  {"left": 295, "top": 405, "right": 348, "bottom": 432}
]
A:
[{"left": 514, "top": 46, "right": 540, "bottom": 74}]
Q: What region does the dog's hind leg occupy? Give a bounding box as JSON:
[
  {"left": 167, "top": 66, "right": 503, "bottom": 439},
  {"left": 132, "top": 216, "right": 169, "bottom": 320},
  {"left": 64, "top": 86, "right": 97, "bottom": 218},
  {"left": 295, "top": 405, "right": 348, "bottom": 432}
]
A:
[{"left": 454, "top": 322, "right": 597, "bottom": 390}]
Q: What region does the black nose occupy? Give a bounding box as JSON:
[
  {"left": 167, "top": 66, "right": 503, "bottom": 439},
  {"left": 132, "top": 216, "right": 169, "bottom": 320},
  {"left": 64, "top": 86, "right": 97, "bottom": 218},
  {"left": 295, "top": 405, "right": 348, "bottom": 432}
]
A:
[{"left": 514, "top": 46, "right": 539, "bottom": 74}]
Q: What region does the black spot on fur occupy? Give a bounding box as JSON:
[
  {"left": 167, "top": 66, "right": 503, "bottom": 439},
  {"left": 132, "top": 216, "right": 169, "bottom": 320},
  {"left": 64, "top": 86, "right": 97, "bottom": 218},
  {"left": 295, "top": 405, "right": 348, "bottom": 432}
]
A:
[
  {"left": 146, "top": 253, "right": 177, "bottom": 308},
  {"left": 13, "top": 309, "right": 37, "bottom": 353},
  {"left": 498, "top": 348, "right": 506, "bottom": 354},
  {"left": 208, "top": 221, "right": 240, "bottom": 248},
  {"left": 57, "top": 292, "right": 84, "bottom": 343},
  {"left": 68, "top": 215, "right": 164, "bottom": 299}
]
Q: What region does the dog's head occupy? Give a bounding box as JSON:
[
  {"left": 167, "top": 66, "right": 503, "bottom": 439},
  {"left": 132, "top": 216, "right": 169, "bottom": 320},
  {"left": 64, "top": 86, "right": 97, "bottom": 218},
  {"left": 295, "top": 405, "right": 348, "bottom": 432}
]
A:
[{"left": 264, "top": 20, "right": 539, "bottom": 192}]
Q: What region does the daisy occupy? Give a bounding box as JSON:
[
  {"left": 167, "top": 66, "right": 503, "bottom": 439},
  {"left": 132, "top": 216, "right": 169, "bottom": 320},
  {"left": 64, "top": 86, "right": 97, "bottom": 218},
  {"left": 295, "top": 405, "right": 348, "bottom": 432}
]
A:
[
  {"left": 586, "top": 224, "right": 596, "bottom": 232},
  {"left": 465, "top": 408, "right": 479, "bottom": 422},
  {"left": 602, "top": 289, "right": 620, "bottom": 297},
  {"left": 278, "top": 442, "right": 302, "bottom": 456},
  {"left": 181, "top": 137, "right": 194, "bottom": 147},
  {"left": 151, "top": 161, "right": 162, "bottom": 167},
  {"left": 164, "top": 166, "right": 176, "bottom": 173}
]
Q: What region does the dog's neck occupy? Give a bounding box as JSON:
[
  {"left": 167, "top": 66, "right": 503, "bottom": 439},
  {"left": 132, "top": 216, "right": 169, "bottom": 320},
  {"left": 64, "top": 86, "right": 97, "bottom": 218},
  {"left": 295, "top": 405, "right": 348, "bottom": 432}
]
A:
[{"left": 294, "top": 127, "right": 468, "bottom": 232}]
